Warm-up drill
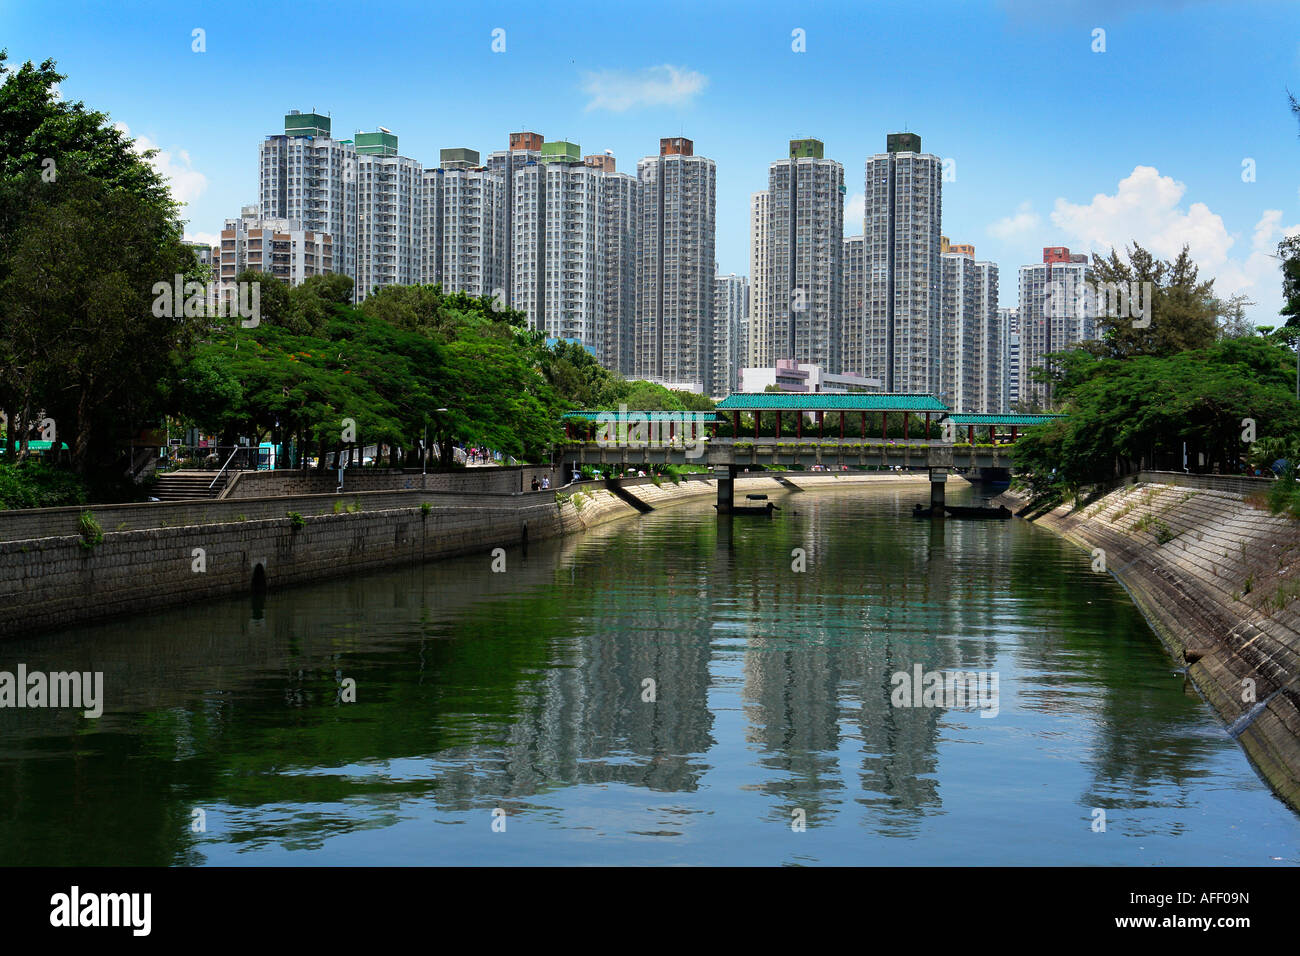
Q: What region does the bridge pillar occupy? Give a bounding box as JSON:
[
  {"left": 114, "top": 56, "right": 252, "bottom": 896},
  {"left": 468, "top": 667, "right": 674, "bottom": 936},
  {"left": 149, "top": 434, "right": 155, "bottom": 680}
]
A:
[
  {"left": 715, "top": 465, "right": 736, "bottom": 513},
  {"left": 929, "top": 468, "right": 948, "bottom": 510}
]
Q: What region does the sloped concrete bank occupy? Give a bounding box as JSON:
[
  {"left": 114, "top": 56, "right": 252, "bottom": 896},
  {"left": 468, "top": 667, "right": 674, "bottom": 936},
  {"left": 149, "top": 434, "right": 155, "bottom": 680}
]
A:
[
  {"left": 1000, "top": 478, "right": 1300, "bottom": 811},
  {"left": 0, "top": 470, "right": 949, "bottom": 639}
]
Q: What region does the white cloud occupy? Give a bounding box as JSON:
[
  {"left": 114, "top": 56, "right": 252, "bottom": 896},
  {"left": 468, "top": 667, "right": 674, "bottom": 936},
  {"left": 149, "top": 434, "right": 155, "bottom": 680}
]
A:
[
  {"left": 844, "top": 193, "right": 864, "bottom": 231},
  {"left": 184, "top": 231, "right": 220, "bottom": 247},
  {"left": 581, "top": 65, "right": 707, "bottom": 112},
  {"left": 1047, "top": 165, "right": 1300, "bottom": 321},
  {"left": 987, "top": 201, "right": 1041, "bottom": 239},
  {"left": 113, "top": 121, "right": 208, "bottom": 205}
]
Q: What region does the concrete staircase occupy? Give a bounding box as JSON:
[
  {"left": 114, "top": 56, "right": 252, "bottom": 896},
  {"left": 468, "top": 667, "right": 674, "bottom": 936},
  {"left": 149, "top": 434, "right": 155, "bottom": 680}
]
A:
[{"left": 151, "top": 471, "right": 225, "bottom": 501}]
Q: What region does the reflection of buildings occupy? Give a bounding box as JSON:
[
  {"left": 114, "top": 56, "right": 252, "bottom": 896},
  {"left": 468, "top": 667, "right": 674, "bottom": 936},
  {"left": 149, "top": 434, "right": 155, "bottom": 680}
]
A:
[{"left": 1, "top": 490, "right": 1221, "bottom": 863}]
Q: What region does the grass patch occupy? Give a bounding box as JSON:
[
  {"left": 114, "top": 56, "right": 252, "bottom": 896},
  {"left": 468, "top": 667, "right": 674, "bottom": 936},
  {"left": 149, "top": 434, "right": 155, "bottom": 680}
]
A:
[
  {"left": 77, "top": 510, "right": 103, "bottom": 550},
  {"left": 1271, "top": 578, "right": 1300, "bottom": 611}
]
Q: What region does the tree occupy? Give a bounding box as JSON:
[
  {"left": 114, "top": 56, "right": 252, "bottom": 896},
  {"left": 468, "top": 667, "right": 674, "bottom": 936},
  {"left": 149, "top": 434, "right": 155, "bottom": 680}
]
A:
[
  {"left": 1279, "top": 235, "right": 1300, "bottom": 330},
  {"left": 0, "top": 168, "right": 202, "bottom": 473},
  {"left": 1216, "top": 293, "right": 1256, "bottom": 339},
  {"left": 0, "top": 51, "right": 199, "bottom": 476},
  {"left": 1084, "top": 243, "right": 1219, "bottom": 359},
  {"left": 1015, "top": 337, "right": 1300, "bottom": 495}
]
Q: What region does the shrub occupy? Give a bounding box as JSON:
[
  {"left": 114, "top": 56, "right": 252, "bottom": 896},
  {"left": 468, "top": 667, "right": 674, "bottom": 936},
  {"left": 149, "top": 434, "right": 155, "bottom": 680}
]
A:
[
  {"left": 287, "top": 511, "right": 306, "bottom": 530},
  {"left": 77, "top": 510, "right": 103, "bottom": 550},
  {"left": 0, "top": 462, "right": 88, "bottom": 510},
  {"left": 421, "top": 502, "right": 432, "bottom": 516}
]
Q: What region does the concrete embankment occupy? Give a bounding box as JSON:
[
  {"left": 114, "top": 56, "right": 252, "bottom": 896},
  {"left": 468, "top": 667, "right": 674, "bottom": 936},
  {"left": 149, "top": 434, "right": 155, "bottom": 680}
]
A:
[
  {"left": 1000, "top": 473, "right": 1300, "bottom": 811},
  {"left": 0, "top": 469, "right": 948, "bottom": 639}
]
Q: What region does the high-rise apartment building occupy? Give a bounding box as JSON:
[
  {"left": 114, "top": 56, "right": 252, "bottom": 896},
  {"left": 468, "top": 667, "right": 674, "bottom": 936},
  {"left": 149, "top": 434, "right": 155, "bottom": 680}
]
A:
[
  {"left": 763, "top": 139, "right": 844, "bottom": 370},
  {"left": 864, "top": 133, "right": 943, "bottom": 393},
  {"left": 485, "top": 131, "right": 543, "bottom": 308},
  {"left": 600, "top": 163, "right": 638, "bottom": 375},
  {"left": 421, "top": 148, "right": 506, "bottom": 298},
  {"left": 634, "top": 137, "right": 717, "bottom": 392},
  {"left": 259, "top": 111, "right": 358, "bottom": 294},
  {"left": 354, "top": 130, "right": 422, "bottom": 300},
  {"left": 748, "top": 190, "right": 770, "bottom": 368},
  {"left": 713, "top": 273, "right": 749, "bottom": 397},
  {"left": 970, "top": 260, "right": 1001, "bottom": 413},
  {"left": 512, "top": 141, "right": 637, "bottom": 366},
  {"left": 1018, "top": 246, "right": 1092, "bottom": 408},
  {"left": 1000, "top": 308, "right": 1020, "bottom": 412},
  {"left": 939, "top": 245, "right": 1001, "bottom": 412},
  {"left": 841, "top": 234, "right": 866, "bottom": 377},
  {"left": 218, "top": 205, "right": 333, "bottom": 288}
]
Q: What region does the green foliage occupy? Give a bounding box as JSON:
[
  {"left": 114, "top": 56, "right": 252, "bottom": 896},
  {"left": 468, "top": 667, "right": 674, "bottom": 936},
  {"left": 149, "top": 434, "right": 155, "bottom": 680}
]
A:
[
  {"left": 287, "top": 511, "right": 305, "bottom": 530},
  {"left": 0, "top": 462, "right": 87, "bottom": 510},
  {"left": 420, "top": 502, "right": 431, "bottom": 517},
  {"left": 1280, "top": 233, "right": 1300, "bottom": 330},
  {"left": 76, "top": 510, "right": 103, "bottom": 549},
  {"left": 1016, "top": 336, "right": 1300, "bottom": 495},
  {"left": 1084, "top": 243, "right": 1219, "bottom": 360},
  {"left": 1264, "top": 463, "right": 1300, "bottom": 518},
  {"left": 0, "top": 52, "right": 204, "bottom": 479}
]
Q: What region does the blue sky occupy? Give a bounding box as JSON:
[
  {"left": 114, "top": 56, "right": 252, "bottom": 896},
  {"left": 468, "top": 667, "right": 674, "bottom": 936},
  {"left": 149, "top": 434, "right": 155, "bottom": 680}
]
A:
[{"left": 3, "top": 0, "right": 1299, "bottom": 320}]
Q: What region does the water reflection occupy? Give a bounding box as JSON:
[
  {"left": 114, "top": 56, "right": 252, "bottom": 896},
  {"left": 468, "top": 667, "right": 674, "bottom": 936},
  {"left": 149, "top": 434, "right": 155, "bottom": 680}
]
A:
[{"left": 0, "top": 484, "right": 1296, "bottom": 865}]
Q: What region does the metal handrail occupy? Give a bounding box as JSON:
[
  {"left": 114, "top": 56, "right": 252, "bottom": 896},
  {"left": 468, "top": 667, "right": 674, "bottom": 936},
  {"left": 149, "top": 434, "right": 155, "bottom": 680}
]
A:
[{"left": 209, "top": 446, "right": 241, "bottom": 492}]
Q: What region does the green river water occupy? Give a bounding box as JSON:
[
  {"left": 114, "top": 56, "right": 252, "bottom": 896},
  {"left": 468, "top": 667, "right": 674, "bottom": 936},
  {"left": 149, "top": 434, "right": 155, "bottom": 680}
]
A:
[{"left": 1, "top": 482, "right": 1297, "bottom": 865}]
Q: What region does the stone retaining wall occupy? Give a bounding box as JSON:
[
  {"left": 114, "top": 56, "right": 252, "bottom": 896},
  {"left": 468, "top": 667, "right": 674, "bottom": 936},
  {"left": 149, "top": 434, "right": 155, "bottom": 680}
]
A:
[
  {"left": 0, "top": 487, "right": 636, "bottom": 638},
  {"left": 222, "top": 464, "right": 562, "bottom": 499}
]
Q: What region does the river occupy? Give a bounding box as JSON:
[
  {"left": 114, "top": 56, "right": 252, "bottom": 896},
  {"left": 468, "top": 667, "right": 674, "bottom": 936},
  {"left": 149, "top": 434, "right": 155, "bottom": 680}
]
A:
[{"left": 1, "top": 481, "right": 1297, "bottom": 865}]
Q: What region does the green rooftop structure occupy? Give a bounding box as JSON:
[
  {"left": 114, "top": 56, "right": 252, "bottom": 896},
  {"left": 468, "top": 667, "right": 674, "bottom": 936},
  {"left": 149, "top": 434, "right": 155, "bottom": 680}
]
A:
[
  {"left": 285, "top": 111, "right": 330, "bottom": 138},
  {"left": 355, "top": 130, "right": 399, "bottom": 156},
  {"left": 941, "top": 413, "right": 1064, "bottom": 427},
  {"left": 540, "top": 140, "right": 581, "bottom": 164},
  {"left": 789, "top": 138, "right": 824, "bottom": 159},
  {"left": 887, "top": 132, "right": 922, "bottom": 153},
  {"left": 440, "top": 147, "right": 481, "bottom": 168}
]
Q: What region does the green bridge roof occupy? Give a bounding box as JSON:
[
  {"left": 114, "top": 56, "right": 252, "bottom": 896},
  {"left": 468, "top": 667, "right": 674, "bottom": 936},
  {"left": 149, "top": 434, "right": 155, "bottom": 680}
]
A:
[
  {"left": 716, "top": 393, "right": 949, "bottom": 412},
  {"left": 942, "top": 414, "right": 1065, "bottom": 426}
]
